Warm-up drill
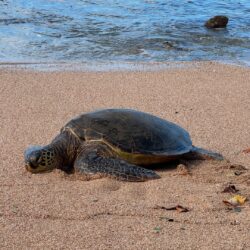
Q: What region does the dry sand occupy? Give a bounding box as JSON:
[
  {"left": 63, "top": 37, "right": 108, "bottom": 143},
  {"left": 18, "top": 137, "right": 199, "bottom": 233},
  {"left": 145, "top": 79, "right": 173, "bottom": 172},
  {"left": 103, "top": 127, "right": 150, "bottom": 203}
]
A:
[{"left": 0, "top": 62, "right": 249, "bottom": 249}]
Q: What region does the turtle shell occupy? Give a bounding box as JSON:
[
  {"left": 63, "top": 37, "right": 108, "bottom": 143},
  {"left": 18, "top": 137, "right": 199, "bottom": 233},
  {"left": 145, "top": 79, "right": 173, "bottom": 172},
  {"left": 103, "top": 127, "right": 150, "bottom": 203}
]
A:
[{"left": 63, "top": 109, "right": 192, "bottom": 156}]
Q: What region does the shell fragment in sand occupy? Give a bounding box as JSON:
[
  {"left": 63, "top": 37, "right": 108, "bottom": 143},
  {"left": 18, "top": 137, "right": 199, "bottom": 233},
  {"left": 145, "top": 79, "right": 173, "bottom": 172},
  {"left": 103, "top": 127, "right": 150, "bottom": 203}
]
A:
[{"left": 223, "top": 195, "right": 247, "bottom": 207}]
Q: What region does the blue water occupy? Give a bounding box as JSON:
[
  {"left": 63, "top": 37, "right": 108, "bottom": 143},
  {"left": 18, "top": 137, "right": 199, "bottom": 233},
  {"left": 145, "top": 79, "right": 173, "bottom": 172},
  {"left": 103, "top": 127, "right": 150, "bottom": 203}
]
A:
[{"left": 0, "top": 0, "right": 250, "bottom": 67}]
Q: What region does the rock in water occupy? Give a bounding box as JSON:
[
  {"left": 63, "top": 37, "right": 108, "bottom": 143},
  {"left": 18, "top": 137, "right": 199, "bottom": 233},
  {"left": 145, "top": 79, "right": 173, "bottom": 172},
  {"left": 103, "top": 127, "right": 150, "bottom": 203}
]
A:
[{"left": 205, "top": 16, "right": 229, "bottom": 29}]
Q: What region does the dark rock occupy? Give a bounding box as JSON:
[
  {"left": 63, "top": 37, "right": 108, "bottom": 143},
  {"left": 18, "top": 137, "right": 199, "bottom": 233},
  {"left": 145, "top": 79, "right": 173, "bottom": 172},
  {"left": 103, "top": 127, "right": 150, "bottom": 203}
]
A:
[
  {"left": 205, "top": 16, "right": 229, "bottom": 29},
  {"left": 163, "top": 41, "right": 174, "bottom": 49}
]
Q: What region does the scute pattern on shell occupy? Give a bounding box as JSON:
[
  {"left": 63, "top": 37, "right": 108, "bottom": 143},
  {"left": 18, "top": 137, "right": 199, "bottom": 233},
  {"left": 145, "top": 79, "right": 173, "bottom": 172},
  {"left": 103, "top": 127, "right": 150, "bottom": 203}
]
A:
[{"left": 63, "top": 109, "right": 192, "bottom": 156}]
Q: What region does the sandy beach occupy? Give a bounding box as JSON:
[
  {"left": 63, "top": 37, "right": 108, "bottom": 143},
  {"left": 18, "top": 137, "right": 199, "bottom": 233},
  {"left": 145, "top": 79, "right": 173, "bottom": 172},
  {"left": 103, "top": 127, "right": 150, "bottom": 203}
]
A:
[{"left": 0, "top": 62, "right": 249, "bottom": 249}]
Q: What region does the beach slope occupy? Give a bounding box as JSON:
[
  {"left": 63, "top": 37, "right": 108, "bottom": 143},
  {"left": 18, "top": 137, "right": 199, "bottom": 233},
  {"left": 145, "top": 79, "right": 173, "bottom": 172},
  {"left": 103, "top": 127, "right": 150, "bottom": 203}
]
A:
[{"left": 0, "top": 62, "right": 249, "bottom": 249}]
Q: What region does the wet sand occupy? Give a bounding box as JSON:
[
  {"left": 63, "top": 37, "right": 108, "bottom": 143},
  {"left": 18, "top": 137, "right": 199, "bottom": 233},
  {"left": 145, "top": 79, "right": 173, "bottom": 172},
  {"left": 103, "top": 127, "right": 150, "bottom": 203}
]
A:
[{"left": 0, "top": 62, "right": 249, "bottom": 249}]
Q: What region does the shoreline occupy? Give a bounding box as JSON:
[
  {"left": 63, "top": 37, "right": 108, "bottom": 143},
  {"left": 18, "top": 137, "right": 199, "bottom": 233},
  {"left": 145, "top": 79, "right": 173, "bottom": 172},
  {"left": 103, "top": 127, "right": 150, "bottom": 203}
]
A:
[
  {"left": 1, "top": 62, "right": 249, "bottom": 249},
  {"left": 0, "top": 60, "right": 249, "bottom": 72}
]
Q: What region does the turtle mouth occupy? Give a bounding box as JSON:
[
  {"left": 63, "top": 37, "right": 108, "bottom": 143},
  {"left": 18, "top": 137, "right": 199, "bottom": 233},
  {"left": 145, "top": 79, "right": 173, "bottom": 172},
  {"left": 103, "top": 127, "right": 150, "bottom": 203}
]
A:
[
  {"left": 25, "top": 164, "right": 36, "bottom": 173},
  {"left": 25, "top": 163, "right": 53, "bottom": 173}
]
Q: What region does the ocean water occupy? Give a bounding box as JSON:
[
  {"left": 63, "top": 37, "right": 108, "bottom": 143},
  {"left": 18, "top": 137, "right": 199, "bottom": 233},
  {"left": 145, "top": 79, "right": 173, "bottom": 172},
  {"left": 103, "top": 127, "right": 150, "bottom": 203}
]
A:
[{"left": 0, "top": 0, "right": 250, "bottom": 68}]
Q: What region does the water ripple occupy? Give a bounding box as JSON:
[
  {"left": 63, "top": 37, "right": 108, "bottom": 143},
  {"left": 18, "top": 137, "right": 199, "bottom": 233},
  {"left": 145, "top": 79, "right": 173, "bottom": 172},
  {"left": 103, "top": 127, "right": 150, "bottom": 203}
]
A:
[{"left": 0, "top": 0, "right": 249, "bottom": 65}]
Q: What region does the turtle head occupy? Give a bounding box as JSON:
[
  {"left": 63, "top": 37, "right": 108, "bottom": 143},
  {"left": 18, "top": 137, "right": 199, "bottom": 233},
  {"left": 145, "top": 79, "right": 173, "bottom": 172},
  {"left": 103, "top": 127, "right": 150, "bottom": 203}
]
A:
[{"left": 24, "top": 145, "right": 57, "bottom": 173}]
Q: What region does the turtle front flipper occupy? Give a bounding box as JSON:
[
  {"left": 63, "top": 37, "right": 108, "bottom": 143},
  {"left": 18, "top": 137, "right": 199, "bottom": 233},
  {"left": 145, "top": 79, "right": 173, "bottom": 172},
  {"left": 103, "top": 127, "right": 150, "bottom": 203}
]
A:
[
  {"left": 74, "top": 143, "right": 160, "bottom": 182},
  {"left": 184, "top": 146, "right": 224, "bottom": 161}
]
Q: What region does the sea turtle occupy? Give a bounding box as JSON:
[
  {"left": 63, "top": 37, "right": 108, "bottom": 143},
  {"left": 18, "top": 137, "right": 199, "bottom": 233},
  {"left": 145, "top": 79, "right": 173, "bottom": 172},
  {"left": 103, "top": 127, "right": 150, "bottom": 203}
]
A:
[{"left": 24, "top": 109, "right": 223, "bottom": 181}]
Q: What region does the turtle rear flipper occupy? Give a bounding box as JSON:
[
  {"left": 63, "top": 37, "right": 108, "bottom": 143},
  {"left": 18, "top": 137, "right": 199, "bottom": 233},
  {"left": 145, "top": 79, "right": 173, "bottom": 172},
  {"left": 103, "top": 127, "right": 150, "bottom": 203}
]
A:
[
  {"left": 74, "top": 143, "right": 160, "bottom": 182},
  {"left": 184, "top": 146, "right": 224, "bottom": 161}
]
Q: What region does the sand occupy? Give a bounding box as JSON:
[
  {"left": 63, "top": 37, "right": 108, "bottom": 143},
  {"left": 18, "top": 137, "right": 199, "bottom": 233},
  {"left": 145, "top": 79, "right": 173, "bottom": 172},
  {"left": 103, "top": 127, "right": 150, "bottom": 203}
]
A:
[{"left": 0, "top": 62, "right": 249, "bottom": 249}]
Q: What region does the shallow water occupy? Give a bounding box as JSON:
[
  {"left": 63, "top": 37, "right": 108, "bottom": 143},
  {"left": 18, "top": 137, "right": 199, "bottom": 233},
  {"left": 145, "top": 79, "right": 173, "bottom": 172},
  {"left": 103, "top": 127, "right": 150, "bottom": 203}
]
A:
[{"left": 1, "top": 0, "right": 250, "bottom": 67}]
